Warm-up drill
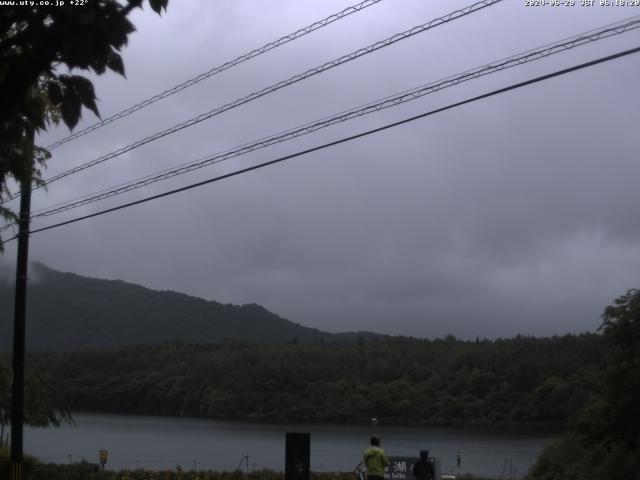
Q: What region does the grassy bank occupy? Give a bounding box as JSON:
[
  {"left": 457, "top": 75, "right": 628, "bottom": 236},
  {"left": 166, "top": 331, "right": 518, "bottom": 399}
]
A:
[
  {"left": 1, "top": 460, "right": 495, "bottom": 480},
  {"left": 8, "top": 464, "right": 350, "bottom": 480}
]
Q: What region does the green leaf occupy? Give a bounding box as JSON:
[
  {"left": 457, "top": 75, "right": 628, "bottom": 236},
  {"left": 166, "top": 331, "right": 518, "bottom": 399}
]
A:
[
  {"left": 31, "top": 112, "right": 47, "bottom": 131},
  {"left": 106, "top": 17, "right": 135, "bottom": 47},
  {"left": 148, "top": 0, "right": 168, "bottom": 14},
  {"left": 47, "top": 81, "right": 63, "bottom": 105},
  {"left": 60, "top": 91, "right": 82, "bottom": 130},
  {"left": 61, "top": 31, "right": 94, "bottom": 70},
  {"left": 106, "top": 51, "right": 125, "bottom": 76},
  {"left": 90, "top": 58, "right": 107, "bottom": 75},
  {"left": 87, "top": 46, "right": 109, "bottom": 75},
  {"left": 24, "top": 99, "right": 46, "bottom": 130},
  {"left": 34, "top": 145, "right": 51, "bottom": 162},
  {"left": 70, "top": 75, "right": 100, "bottom": 118},
  {"left": 76, "top": 8, "right": 97, "bottom": 26},
  {"left": 127, "top": 0, "right": 144, "bottom": 10}
]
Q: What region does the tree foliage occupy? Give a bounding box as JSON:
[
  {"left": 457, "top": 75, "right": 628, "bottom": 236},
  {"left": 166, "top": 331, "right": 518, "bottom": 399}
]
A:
[
  {"left": 16, "top": 334, "right": 604, "bottom": 427},
  {"left": 0, "top": 360, "right": 72, "bottom": 450},
  {"left": 529, "top": 289, "right": 640, "bottom": 479},
  {"left": 0, "top": 0, "right": 168, "bottom": 247}
]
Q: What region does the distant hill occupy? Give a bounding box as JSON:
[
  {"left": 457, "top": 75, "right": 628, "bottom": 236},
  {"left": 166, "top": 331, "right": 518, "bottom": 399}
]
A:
[{"left": 0, "top": 262, "right": 382, "bottom": 351}]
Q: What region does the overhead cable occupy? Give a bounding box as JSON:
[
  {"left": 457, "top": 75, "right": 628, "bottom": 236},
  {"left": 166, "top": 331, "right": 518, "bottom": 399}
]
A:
[
  {"left": 1, "top": 0, "right": 501, "bottom": 205},
  {"left": 42, "top": 0, "right": 386, "bottom": 152},
  {"left": 1, "top": 44, "right": 635, "bottom": 246},
  {"left": 25, "top": 15, "right": 640, "bottom": 221}
]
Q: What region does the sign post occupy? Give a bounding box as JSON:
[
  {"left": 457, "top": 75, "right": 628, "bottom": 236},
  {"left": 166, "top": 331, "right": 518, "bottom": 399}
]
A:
[{"left": 99, "top": 450, "right": 108, "bottom": 471}]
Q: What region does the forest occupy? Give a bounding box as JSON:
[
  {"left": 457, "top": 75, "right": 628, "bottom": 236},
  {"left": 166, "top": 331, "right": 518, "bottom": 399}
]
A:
[
  {"left": 528, "top": 288, "right": 640, "bottom": 478},
  {"left": 14, "top": 333, "right": 605, "bottom": 428},
  {"left": 1, "top": 289, "right": 638, "bottom": 479}
]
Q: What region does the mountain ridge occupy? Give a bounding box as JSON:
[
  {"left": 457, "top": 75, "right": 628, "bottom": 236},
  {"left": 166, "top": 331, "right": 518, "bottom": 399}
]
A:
[{"left": 0, "top": 261, "right": 383, "bottom": 351}]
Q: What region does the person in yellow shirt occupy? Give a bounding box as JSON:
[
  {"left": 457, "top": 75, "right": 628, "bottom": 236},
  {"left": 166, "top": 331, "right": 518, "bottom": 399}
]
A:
[{"left": 363, "top": 435, "right": 390, "bottom": 480}]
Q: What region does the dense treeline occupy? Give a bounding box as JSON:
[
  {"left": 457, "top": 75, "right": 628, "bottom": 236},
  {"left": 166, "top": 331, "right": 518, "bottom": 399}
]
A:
[
  {"left": 528, "top": 289, "right": 640, "bottom": 479},
  {"left": 22, "top": 334, "right": 604, "bottom": 427}
]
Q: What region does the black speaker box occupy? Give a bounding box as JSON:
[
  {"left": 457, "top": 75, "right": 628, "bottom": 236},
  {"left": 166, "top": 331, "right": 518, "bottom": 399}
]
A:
[{"left": 285, "top": 432, "right": 310, "bottom": 480}]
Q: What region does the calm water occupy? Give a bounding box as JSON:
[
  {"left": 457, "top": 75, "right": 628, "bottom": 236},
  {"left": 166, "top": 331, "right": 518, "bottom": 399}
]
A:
[{"left": 25, "top": 413, "right": 557, "bottom": 478}]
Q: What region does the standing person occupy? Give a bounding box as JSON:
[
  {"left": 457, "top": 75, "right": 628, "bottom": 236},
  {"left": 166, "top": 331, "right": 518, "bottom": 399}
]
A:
[
  {"left": 412, "top": 450, "right": 435, "bottom": 480},
  {"left": 363, "top": 435, "right": 390, "bottom": 480}
]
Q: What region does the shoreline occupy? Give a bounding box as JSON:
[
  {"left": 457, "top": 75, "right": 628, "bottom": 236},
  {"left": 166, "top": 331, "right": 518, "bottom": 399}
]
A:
[{"left": 67, "top": 409, "right": 566, "bottom": 433}]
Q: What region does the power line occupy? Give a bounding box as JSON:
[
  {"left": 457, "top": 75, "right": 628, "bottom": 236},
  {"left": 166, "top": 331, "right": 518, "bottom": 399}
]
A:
[
  {"left": 2, "top": 14, "right": 638, "bottom": 232},
  {"left": 24, "top": 15, "right": 640, "bottom": 222},
  {"left": 9, "top": 14, "right": 638, "bottom": 231},
  {"left": 1, "top": 44, "right": 636, "bottom": 246},
  {"left": 42, "top": 0, "right": 385, "bottom": 153},
  {"left": 1, "top": 0, "right": 502, "bottom": 204}
]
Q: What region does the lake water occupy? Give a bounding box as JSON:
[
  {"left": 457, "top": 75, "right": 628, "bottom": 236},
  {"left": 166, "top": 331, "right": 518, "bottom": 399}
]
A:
[{"left": 25, "top": 413, "right": 557, "bottom": 478}]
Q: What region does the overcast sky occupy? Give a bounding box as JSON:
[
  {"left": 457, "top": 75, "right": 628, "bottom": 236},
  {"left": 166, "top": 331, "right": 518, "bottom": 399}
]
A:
[{"left": 3, "top": 0, "right": 640, "bottom": 339}]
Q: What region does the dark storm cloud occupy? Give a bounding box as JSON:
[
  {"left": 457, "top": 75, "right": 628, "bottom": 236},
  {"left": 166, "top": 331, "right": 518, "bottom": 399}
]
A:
[{"left": 3, "top": 0, "right": 640, "bottom": 338}]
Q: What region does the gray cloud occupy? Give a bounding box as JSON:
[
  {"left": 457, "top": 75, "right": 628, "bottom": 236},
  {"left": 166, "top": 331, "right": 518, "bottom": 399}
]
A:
[{"left": 3, "top": 0, "right": 640, "bottom": 339}]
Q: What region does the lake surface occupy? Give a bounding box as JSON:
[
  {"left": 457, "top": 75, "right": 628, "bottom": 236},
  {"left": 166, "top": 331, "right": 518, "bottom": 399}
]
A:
[{"left": 25, "top": 413, "right": 557, "bottom": 478}]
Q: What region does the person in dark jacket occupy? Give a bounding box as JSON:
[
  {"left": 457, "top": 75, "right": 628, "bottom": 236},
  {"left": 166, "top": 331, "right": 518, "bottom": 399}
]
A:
[{"left": 412, "top": 449, "right": 434, "bottom": 480}]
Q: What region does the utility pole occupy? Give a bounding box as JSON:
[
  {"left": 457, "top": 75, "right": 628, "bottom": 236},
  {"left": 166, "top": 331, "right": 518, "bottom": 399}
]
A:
[{"left": 10, "top": 141, "right": 33, "bottom": 480}]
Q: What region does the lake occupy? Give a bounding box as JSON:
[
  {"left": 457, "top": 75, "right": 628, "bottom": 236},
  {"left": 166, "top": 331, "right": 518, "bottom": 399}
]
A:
[{"left": 25, "top": 413, "right": 557, "bottom": 478}]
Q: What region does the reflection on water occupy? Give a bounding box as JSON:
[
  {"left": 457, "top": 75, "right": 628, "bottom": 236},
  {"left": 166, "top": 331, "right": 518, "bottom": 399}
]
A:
[{"left": 26, "top": 413, "right": 557, "bottom": 478}]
